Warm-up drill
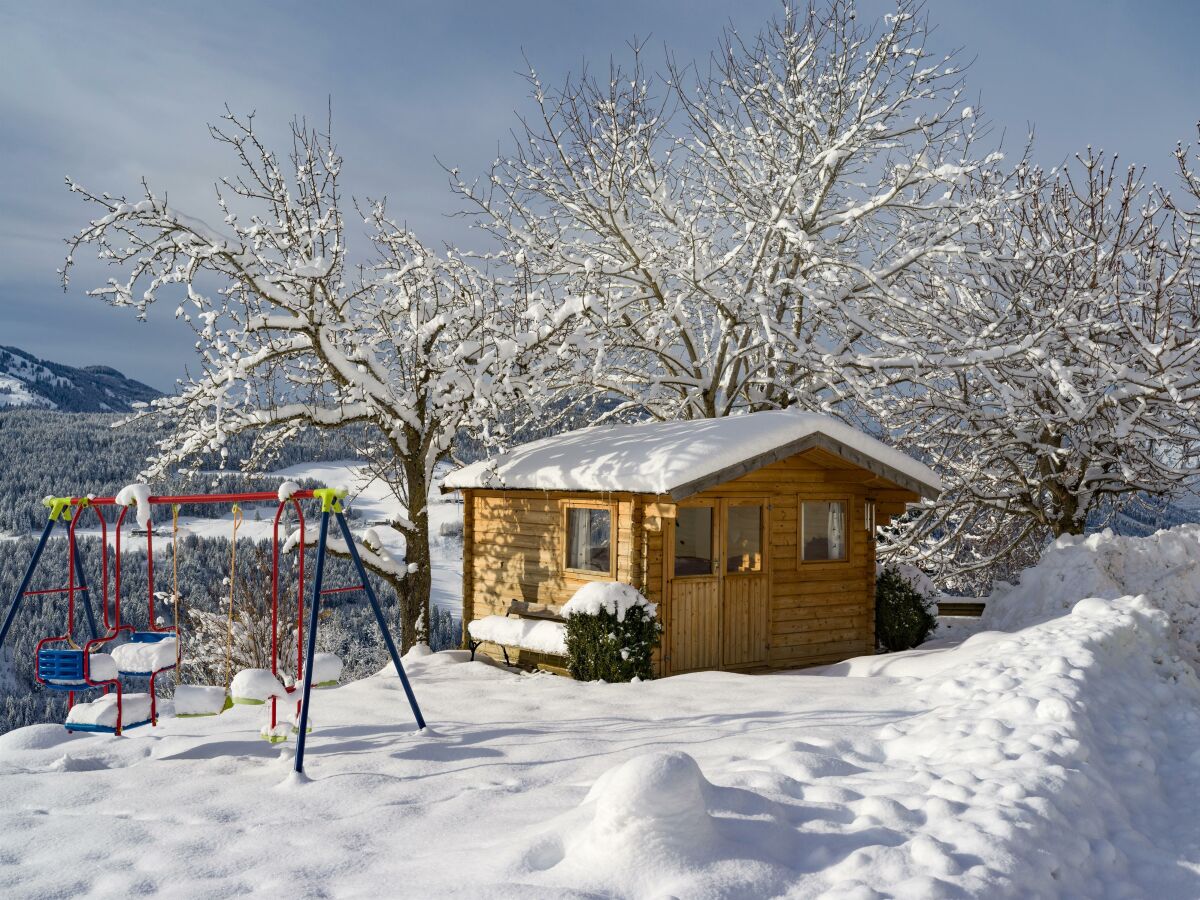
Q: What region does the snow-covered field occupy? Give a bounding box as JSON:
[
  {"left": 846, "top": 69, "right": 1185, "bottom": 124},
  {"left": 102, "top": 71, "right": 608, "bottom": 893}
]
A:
[
  {"left": 3, "top": 571, "right": 1200, "bottom": 896},
  {"left": 7, "top": 493, "right": 1200, "bottom": 896}
]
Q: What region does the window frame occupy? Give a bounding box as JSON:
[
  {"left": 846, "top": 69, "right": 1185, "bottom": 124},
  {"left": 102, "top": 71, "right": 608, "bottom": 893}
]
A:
[
  {"left": 561, "top": 498, "right": 618, "bottom": 579},
  {"left": 798, "top": 496, "right": 853, "bottom": 565}
]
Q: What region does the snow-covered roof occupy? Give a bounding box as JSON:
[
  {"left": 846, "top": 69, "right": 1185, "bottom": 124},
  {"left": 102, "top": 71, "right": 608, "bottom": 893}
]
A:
[{"left": 443, "top": 411, "right": 941, "bottom": 500}]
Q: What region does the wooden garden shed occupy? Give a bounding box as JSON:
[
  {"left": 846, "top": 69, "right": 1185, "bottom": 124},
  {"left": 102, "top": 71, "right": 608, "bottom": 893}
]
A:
[{"left": 443, "top": 411, "right": 941, "bottom": 676}]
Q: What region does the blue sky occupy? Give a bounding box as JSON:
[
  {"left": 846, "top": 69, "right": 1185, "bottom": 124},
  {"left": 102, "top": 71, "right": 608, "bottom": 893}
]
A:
[{"left": 1, "top": 0, "right": 1197, "bottom": 390}]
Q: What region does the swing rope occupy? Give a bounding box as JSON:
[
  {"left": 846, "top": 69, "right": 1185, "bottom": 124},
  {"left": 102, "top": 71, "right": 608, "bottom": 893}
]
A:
[{"left": 225, "top": 505, "right": 243, "bottom": 694}]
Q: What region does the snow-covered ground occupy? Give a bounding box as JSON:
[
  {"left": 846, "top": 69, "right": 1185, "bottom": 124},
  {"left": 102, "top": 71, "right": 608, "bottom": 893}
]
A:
[
  {"left": 7, "top": 501, "right": 1200, "bottom": 896},
  {"left": 2, "top": 582, "right": 1199, "bottom": 896}
]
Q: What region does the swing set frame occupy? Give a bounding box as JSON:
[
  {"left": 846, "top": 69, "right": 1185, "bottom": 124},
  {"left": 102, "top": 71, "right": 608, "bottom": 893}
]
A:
[{"left": 0, "top": 486, "right": 425, "bottom": 773}]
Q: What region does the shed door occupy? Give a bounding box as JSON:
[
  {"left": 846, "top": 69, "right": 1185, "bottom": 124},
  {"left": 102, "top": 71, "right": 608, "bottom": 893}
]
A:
[
  {"left": 722, "top": 500, "right": 769, "bottom": 668},
  {"left": 667, "top": 504, "right": 719, "bottom": 673}
]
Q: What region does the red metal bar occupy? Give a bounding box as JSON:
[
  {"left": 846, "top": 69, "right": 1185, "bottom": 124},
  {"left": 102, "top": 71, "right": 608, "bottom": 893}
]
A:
[
  {"left": 23, "top": 587, "right": 83, "bottom": 597},
  {"left": 319, "top": 585, "right": 363, "bottom": 595},
  {"left": 64, "top": 490, "right": 317, "bottom": 507}
]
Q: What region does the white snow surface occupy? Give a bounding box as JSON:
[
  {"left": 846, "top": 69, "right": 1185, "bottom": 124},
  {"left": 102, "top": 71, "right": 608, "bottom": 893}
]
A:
[
  {"left": 303, "top": 652, "right": 343, "bottom": 684},
  {"left": 977, "top": 524, "right": 1200, "bottom": 671},
  {"left": 63, "top": 692, "right": 152, "bottom": 728},
  {"left": 115, "top": 482, "right": 153, "bottom": 528},
  {"left": 174, "top": 685, "right": 227, "bottom": 716},
  {"left": 561, "top": 580, "right": 656, "bottom": 621},
  {"left": 230, "top": 668, "right": 288, "bottom": 702},
  {"left": 468, "top": 616, "right": 568, "bottom": 656},
  {"left": 444, "top": 410, "right": 942, "bottom": 497},
  {"left": 276, "top": 479, "right": 300, "bottom": 502},
  {"left": 110, "top": 637, "right": 178, "bottom": 674},
  {"left": 3, "top": 579, "right": 1200, "bottom": 896}
]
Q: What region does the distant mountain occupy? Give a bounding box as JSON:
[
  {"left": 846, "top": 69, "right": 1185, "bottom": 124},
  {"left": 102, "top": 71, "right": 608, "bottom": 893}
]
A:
[{"left": 0, "top": 345, "right": 162, "bottom": 413}]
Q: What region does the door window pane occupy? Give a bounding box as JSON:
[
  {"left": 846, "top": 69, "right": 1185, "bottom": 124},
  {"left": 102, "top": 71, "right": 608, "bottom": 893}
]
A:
[
  {"left": 674, "top": 507, "right": 713, "bottom": 576},
  {"left": 566, "top": 507, "right": 611, "bottom": 573},
  {"left": 802, "top": 501, "right": 847, "bottom": 561},
  {"left": 726, "top": 505, "right": 763, "bottom": 572}
]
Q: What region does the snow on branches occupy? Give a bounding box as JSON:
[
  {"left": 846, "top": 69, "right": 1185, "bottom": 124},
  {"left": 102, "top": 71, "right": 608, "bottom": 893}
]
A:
[
  {"left": 451, "top": 0, "right": 1005, "bottom": 421},
  {"left": 64, "top": 111, "right": 570, "bottom": 648}
]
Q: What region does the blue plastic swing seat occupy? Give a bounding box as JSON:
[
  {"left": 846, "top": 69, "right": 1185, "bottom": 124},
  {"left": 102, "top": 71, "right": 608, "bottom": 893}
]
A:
[
  {"left": 65, "top": 718, "right": 152, "bottom": 735},
  {"left": 130, "top": 631, "right": 173, "bottom": 643},
  {"left": 37, "top": 649, "right": 89, "bottom": 689}
]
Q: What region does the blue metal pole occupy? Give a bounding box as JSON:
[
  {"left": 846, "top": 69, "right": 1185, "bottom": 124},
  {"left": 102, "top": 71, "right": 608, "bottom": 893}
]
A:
[
  {"left": 335, "top": 511, "right": 426, "bottom": 730},
  {"left": 67, "top": 522, "right": 99, "bottom": 641},
  {"left": 0, "top": 517, "right": 56, "bottom": 651},
  {"left": 294, "top": 510, "right": 330, "bottom": 774}
]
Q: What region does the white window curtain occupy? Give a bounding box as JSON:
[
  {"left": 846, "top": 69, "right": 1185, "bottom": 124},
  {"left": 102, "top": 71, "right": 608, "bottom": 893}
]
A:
[
  {"left": 568, "top": 508, "right": 590, "bottom": 569},
  {"left": 828, "top": 502, "right": 846, "bottom": 560}
]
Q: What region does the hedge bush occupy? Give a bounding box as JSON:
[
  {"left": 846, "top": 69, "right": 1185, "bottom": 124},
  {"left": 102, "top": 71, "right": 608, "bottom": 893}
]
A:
[
  {"left": 564, "top": 588, "right": 661, "bottom": 682},
  {"left": 875, "top": 565, "right": 937, "bottom": 652}
]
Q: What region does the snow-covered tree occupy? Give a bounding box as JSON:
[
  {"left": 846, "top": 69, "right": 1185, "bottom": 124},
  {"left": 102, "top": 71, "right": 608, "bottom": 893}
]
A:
[
  {"left": 857, "top": 150, "right": 1200, "bottom": 590},
  {"left": 453, "top": 0, "right": 1004, "bottom": 420},
  {"left": 65, "top": 112, "right": 564, "bottom": 649}
]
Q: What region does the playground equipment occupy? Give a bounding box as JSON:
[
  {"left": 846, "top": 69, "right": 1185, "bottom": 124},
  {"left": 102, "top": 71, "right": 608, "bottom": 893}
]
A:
[{"left": 1, "top": 485, "right": 425, "bottom": 772}]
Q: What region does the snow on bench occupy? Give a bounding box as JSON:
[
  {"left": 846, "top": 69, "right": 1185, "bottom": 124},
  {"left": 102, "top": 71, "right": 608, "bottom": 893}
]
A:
[
  {"left": 66, "top": 692, "right": 152, "bottom": 729},
  {"left": 468, "top": 613, "right": 567, "bottom": 658},
  {"left": 110, "top": 637, "right": 178, "bottom": 674}
]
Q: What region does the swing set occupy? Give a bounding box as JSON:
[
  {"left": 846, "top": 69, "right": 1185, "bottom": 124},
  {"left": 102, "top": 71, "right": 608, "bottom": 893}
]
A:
[{"left": 0, "top": 486, "right": 425, "bottom": 774}]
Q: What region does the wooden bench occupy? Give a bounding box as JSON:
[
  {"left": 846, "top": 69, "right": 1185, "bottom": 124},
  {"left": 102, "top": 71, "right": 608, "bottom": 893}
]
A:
[
  {"left": 467, "top": 600, "right": 568, "bottom": 668},
  {"left": 936, "top": 601, "right": 986, "bottom": 618}
]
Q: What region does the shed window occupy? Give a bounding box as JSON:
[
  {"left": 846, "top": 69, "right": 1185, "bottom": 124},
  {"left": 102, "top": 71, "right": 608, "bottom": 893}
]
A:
[
  {"left": 566, "top": 507, "right": 611, "bottom": 573},
  {"left": 726, "top": 505, "right": 764, "bottom": 572},
  {"left": 674, "top": 507, "right": 713, "bottom": 576},
  {"left": 802, "top": 501, "right": 847, "bottom": 561}
]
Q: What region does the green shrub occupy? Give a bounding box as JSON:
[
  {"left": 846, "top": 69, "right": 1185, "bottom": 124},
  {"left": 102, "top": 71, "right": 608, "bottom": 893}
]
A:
[
  {"left": 564, "top": 587, "right": 661, "bottom": 682},
  {"left": 875, "top": 565, "right": 937, "bottom": 652}
]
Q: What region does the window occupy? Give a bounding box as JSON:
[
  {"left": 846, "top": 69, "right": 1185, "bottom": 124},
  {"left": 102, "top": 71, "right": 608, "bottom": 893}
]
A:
[
  {"left": 566, "top": 506, "right": 611, "bottom": 573},
  {"left": 802, "top": 500, "right": 847, "bottom": 561},
  {"left": 726, "top": 504, "right": 764, "bottom": 572},
  {"left": 674, "top": 506, "right": 714, "bottom": 576}
]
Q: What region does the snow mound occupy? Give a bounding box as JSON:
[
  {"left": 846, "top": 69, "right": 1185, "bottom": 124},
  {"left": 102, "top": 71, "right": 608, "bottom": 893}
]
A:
[
  {"left": 116, "top": 482, "right": 153, "bottom": 528},
  {"left": 561, "top": 581, "right": 656, "bottom": 621},
  {"left": 979, "top": 524, "right": 1200, "bottom": 670},
  {"left": 110, "top": 637, "right": 177, "bottom": 674},
  {"left": 231, "top": 668, "right": 288, "bottom": 703}
]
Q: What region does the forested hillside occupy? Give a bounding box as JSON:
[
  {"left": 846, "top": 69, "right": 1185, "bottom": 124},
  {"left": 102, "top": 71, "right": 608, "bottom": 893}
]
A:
[{"left": 0, "top": 345, "right": 163, "bottom": 412}]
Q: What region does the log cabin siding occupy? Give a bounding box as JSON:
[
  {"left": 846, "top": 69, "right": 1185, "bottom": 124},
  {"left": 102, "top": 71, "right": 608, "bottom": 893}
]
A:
[{"left": 460, "top": 447, "right": 919, "bottom": 676}]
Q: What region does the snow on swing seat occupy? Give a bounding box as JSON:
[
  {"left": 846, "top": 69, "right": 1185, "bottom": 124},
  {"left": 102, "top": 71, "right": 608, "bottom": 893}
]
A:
[
  {"left": 303, "top": 652, "right": 343, "bottom": 687},
  {"left": 174, "top": 685, "right": 228, "bottom": 717},
  {"left": 65, "top": 692, "right": 153, "bottom": 732},
  {"left": 231, "top": 669, "right": 288, "bottom": 705},
  {"left": 40, "top": 650, "right": 119, "bottom": 686},
  {"left": 111, "top": 636, "right": 178, "bottom": 676}
]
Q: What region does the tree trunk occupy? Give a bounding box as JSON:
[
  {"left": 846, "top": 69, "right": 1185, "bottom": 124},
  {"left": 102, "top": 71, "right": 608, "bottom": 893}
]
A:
[{"left": 400, "top": 457, "right": 433, "bottom": 651}]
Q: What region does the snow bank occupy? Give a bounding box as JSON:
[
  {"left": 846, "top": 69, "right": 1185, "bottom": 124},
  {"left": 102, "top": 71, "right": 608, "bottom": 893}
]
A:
[
  {"left": 110, "top": 637, "right": 177, "bottom": 674},
  {"left": 444, "top": 410, "right": 941, "bottom": 496},
  {"left": 174, "top": 685, "right": 227, "bottom": 716},
  {"left": 115, "top": 482, "right": 153, "bottom": 528},
  {"left": 468, "top": 616, "right": 567, "bottom": 655},
  {"left": 978, "top": 524, "right": 1200, "bottom": 670},
  {"left": 65, "top": 693, "right": 152, "bottom": 729},
  {"left": 561, "top": 581, "right": 655, "bottom": 621},
  {"left": 230, "top": 668, "right": 288, "bottom": 703},
  {"left": 303, "top": 652, "right": 343, "bottom": 685}
]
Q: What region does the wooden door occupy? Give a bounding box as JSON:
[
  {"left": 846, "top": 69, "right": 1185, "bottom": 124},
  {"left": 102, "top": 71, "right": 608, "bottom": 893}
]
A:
[
  {"left": 721, "top": 500, "right": 769, "bottom": 668},
  {"left": 666, "top": 503, "right": 719, "bottom": 673}
]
